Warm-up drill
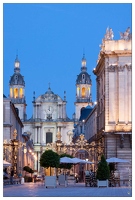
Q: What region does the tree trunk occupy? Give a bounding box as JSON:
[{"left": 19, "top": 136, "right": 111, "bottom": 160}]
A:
[{"left": 50, "top": 167, "right": 51, "bottom": 176}]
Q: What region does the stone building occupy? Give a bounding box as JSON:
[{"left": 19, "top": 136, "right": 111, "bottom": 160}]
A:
[
  {"left": 23, "top": 86, "right": 74, "bottom": 173},
  {"left": 3, "top": 94, "right": 34, "bottom": 176},
  {"left": 91, "top": 27, "right": 132, "bottom": 182}
]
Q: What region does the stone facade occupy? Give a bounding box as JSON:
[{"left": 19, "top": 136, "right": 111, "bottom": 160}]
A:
[
  {"left": 23, "top": 87, "right": 74, "bottom": 172},
  {"left": 3, "top": 93, "right": 35, "bottom": 176},
  {"left": 92, "top": 28, "right": 132, "bottom": 184}
]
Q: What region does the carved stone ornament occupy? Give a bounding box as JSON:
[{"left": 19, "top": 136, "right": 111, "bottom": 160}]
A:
[
  {"left": 108, "top": 65, "right": 116, "bottom": 72},
  {"left": 118, "top": 65, "right": 124, "bottom": 72},
  {"left": 104, "top": 27, "right": 114, "bottom": 40},
  {"left": 126, "top": 64, "right": 132, "bottom": 71},
  {"left": 120, "top": 27, "right": 132, "bottom": 40}
]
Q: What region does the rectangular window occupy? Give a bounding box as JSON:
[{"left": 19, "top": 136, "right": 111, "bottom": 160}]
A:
[{"left": 46, "top": 132, "right": 52, "bottom": 143}]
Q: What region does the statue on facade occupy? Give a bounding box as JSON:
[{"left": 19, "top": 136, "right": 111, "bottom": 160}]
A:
[
  {"left": 56, "top": 131, "right": 61, "bottom": 140},
  {"left": 120, "top": 27, "right": 132, "bottom": 40},
  {"left": 104, "top": 27, "right": 114, "bottom": 40},
  {"left": 13, "top": 129, "right": 17, "bottom": 139}
]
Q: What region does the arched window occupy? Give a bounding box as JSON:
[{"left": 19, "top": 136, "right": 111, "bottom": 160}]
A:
[
  {"left": 14, "top": 88, "right": 18, "bottom": 98},
  {"left": 82, "top": 74, "right": 85, "bottom": 79},
  {"left": 82, "top": 74, "right": 85, "bottom": 83},
  {"left": 10, "top": 88, "right": 13, "bottom": 98},
  {"left": 20, "top": 88, "right": 23, "bottom": 98},
  {"left": 82, "top": 87, "right": 85, "bottom": 97},
  {"left": 46, "top": 132, "right": 52, "bottom": 143}
]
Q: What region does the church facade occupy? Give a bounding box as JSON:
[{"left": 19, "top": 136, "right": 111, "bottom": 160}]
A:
[{"left": 8, "top": 53, "right": 93, "bottom": 173}]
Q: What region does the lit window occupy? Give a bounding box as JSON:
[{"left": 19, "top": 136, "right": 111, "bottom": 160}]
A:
[
  {"left": 14, "top": 88, "right": 18, "bottom": 98},
  {"left": 20, "top": 88, "right": 23, "bottom": 98},
  {"left": 82, "top": 87, "right": 85, "bottom": 97}
]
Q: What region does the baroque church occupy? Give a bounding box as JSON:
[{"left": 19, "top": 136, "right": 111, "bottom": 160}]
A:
[{"left": 8, "top": 53, "right": 92, "bottom": 173}]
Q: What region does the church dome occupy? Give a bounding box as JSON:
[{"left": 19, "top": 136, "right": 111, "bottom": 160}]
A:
[
  {"left": 39, "top": 86, "right": 61, "bottom": 102},
  {"left": 76, "top": 71, "right": 91, "bottom": 84},
  {"left": 9, "top": 73, "right": 25, "bottom": 86},
  {"left": 45, "top": 87, "right": 54, "bottom": 95}
]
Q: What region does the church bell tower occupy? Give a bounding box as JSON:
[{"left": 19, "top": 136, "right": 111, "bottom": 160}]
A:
[
  {"left": 9, "top": 55, "right": 27, "bottom": 121},
  {"left": 74, "top": 54, "right": 93, "bottom": 121}
]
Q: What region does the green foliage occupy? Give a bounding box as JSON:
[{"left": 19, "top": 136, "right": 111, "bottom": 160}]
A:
[
  {"left": 96, "top": 154, "right": 110, "bottom": 180},
  {"left": 59, "top": 153, "right": 74, "bottom": 170},
  {"left": 109, "top": 163, "right": 115, "bottom": 172},
  {"left": 40, "top": 149, "right": 60, "bottom": 169},
  {"left": 23, "top": 166, "right": 34, "bottom": 174}
]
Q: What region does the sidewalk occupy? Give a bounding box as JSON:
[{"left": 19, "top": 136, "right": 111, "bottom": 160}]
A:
[{"left": 3, "top": 182, "right": 132, "bottom": 197}]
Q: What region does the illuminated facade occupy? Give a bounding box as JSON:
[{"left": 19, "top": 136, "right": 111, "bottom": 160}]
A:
[
  {"left": 91, "top": 27, "right": 132, "bottom": 182},
  {"left": 23, "top": 87, "right": 74, "bottom": 173},
  {"left": 3, "top": 95, "right": 34, "bottom": 177}
]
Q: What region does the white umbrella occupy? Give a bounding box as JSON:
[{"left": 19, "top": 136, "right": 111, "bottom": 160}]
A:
[
  {"left": 3, "top": 160, "right": 12, "bottom": 167},
  {"left": 71, "top": 157, "right": 86, "bottom": 163},
  {"left": 60, "top": 157, "right": 76, "bottom": 164},
  {"left": 106, "top": 157, "right": 129, "bottom": 163},
  {"left": 71, "top": 157, "right": 93, "bottom": 164}
]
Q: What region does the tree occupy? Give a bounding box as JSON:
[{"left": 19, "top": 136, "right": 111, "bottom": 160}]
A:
[
  {"left": 23, "top": 166, "right": 34, "bottom": 177},
  {"left": 40, "top": 149, "right": 60, "bottom": 176},
  {"left": 59, "top": 153, "right": 74, "bottom": 170},
  {"left": 96, "top": 154, "right": 110, "bottom": 180}
]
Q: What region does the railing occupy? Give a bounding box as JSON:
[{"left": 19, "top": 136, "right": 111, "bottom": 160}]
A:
[{"left": 3, "top": 178, "right": 21, "bottom": 185}]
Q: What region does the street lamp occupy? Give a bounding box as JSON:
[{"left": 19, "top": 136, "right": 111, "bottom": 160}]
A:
[
  {"left": 86, "top": 158, "right": 88, "bottom": 170},
  {"left": 23, "top": 147, "right": 27, "bottom": 154}
]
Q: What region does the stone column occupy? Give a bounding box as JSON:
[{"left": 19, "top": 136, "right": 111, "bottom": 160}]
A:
[
  {"left": 34, "top": 127, "right": 37, "bottom": 143},
  {"left": 38, "top": 152, "right": 40, "bottom": 173},
  {"left": 38, "top": 127, "right": 41, "bottom": 144}
]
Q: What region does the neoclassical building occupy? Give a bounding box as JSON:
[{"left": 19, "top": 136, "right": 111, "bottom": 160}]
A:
[{"left": 91, "top": 27, "right": 132, "bottom": 182}]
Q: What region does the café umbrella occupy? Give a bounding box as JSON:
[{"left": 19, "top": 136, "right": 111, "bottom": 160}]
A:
[
  {"left": 106, "top": 157, "right": 129, "bottom": 163},
  {"left": 60, "top": 156, "right": 77, "bottom": 164},
  {"left": 71, "top": 157, "right": 93, "bottom": 164},
  {"left": 3, "top": 160, "right": 12, "bottom": 167}
]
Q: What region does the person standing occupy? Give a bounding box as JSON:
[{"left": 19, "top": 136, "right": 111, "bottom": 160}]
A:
[{"left": 10, "top": 168, "right": 14, "bottom": 184}]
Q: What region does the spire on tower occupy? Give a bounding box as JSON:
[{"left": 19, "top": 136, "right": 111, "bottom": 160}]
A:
[
  {"left": 14, "top": 54, "right": 20, "bottom": 73},
  {"left": 81, "top": 52, "right": 87, "bottom": 71},
  {"left": 64, "top": 91, "right": 66, "bottom": 101}
]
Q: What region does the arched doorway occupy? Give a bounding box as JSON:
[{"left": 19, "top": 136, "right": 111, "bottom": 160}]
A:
[{"left": 74, "top": 149, "right": 90, "bottom": 182}]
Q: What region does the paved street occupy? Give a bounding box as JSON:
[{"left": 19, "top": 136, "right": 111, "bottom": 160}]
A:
[{"left": 3, "top": 182, "right": 132, "bottom": 197}]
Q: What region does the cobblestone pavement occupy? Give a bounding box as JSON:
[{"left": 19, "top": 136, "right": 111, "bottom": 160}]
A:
[{"left": 3, "top": 182, "right": 132, "bottom": 197}]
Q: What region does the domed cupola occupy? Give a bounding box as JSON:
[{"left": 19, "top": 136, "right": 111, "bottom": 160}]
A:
[
  {"left": 9, "top": 55, "right": 25, "bottom": 86},
  {"left": 40, "top": 85, "right": 58, "bottom": 102},
  {"left": 45, "top": 86, "right": 54, "bottom": 95},
  {"left": 76, "top": 54, "right": 92, "bottom": 85}
]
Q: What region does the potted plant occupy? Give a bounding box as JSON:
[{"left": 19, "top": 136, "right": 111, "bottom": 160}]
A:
[
  {"left": 40, "top": 149, "right": 60, "bottom": 188},
  {"left": 23, "top": 166, "right": 34, "bottom": 182},
  {"left": 96, "top": 154, "right": 110, "bottom": 187}
]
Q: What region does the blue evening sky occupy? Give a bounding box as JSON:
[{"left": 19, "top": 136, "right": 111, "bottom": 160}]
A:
[{"left": 3, "top": 2, "right": 132, "bottom": 119}]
